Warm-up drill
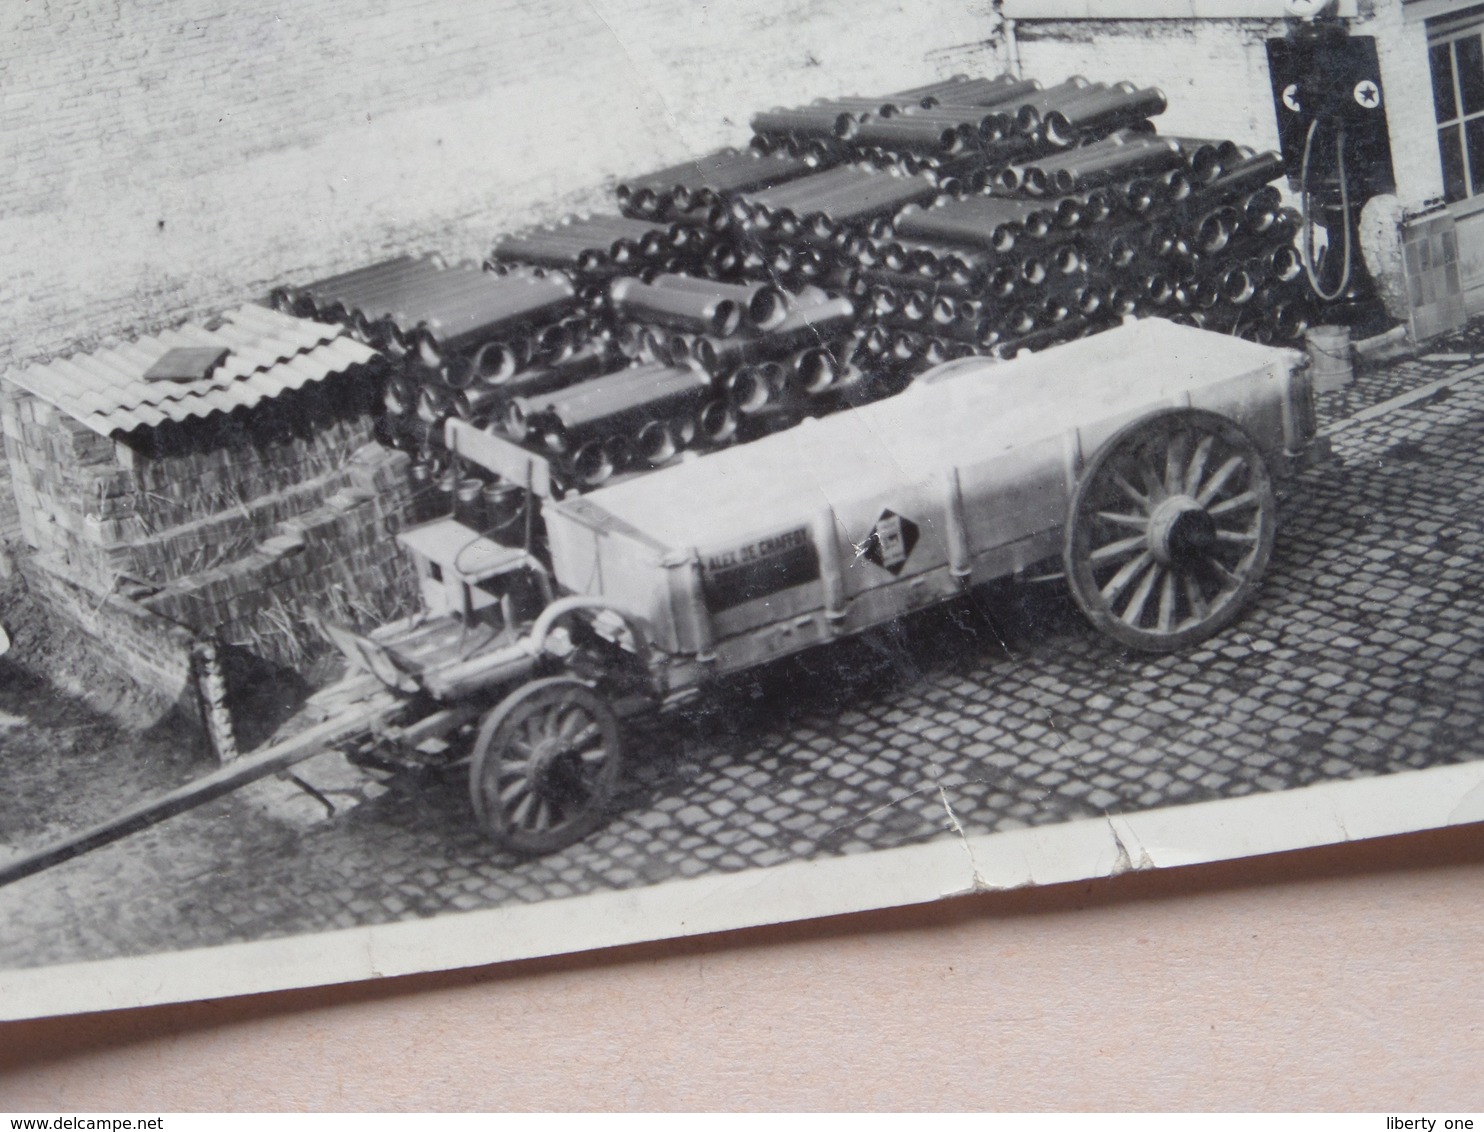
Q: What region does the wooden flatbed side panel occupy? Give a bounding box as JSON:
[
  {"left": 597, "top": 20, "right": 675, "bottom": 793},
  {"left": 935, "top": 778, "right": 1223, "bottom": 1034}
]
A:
[
  {"left": 698, "top": 523, "right": 1066, "bottom": 678},
  {"left": 690, "top": 431, "right": 1073, "bottom": 646},
  {"left": 1189, "top": 364, "right": 1292, "bottom": 470},
  {"left": 956, "top": 432, "right": 1075, "bottom": 560},
  {"left": 541, "top": 321, "right": 1305, "bottom": 674}
]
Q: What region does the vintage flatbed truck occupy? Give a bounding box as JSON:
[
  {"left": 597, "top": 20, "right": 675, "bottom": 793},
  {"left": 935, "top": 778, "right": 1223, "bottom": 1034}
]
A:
[
  {"left": 325, "top": 316, "right": 1322, "bottom": 854},
  {"left": 0, "top": 317, "right": 1323, "bottom": 884}
]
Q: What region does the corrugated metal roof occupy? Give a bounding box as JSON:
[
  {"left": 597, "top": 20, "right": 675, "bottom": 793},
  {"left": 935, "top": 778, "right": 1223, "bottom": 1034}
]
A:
[{"left": 2, "top": 304, "right": 379, "bottom": 436}]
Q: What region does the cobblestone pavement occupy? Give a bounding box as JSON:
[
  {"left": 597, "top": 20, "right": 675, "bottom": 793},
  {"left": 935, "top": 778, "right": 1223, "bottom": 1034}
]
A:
[
  {"left": 5, "top": 344, "right": 1484, "bottom": 970},
  {"left": 1318, "top": 345, "right": 1480, "bottom": 427}
]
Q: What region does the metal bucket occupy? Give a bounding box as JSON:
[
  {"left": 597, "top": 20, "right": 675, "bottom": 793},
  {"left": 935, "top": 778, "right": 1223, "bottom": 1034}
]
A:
[{"left": 1306, "top": 324, "right": 1353, "bottom": 393}]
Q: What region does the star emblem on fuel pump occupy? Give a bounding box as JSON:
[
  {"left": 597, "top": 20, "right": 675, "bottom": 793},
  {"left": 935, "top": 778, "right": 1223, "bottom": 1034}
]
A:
[{"left": 1353, "top": 80, "right": 1381, "bottom": 109}]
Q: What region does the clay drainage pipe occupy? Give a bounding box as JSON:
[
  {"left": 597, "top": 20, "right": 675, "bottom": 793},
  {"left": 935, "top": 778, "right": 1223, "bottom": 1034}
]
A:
[{"left": 611, "top": 278, "right": 742, "bottom": 338}]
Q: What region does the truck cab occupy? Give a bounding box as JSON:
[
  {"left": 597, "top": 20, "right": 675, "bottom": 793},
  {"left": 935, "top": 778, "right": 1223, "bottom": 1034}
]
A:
[{"left": 396, "top": 517, "right": 551, "bottom": 629}]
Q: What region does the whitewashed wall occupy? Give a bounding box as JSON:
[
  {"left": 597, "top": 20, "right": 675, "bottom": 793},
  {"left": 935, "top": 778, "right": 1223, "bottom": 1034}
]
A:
[{"left": 0, "top": 0, "right": 1002, "bottom": 370}]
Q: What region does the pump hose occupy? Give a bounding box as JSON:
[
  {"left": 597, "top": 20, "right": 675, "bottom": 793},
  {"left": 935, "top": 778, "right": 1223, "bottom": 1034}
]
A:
[{"left": 1300, "top": 115, "right": 1353, "bottom": 303}]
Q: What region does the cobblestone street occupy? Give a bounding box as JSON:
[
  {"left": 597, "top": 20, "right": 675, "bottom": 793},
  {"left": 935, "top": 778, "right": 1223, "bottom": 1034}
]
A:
[{"left": 4, "top": 344, "right": 1484, "bottom": 970}]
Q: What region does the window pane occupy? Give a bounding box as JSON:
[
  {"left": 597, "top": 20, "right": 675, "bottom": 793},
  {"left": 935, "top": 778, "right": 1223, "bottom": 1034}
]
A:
[
  {"left": 1432, "top": 42, "right": 1458, "bottom": 122},
  {"left": 1441, "top": 125, "right": 1468, "bottom": 201},
  {"left": 1457, "top": 35, "right": 1484, "bottom": 115},
  {"left": 1467, "top": 116, "right": 1484, "bottom": 194}
]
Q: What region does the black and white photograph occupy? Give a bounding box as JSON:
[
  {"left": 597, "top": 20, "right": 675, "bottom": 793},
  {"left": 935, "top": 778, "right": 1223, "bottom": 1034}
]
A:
[{"left": 3, "top": 0, "right": 1484, "bottom": 1023}]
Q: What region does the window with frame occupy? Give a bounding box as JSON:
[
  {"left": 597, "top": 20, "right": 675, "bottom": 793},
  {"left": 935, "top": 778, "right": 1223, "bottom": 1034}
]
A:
[{"left": 1430, "top": 9, "right": 1484, "bottom": 203}]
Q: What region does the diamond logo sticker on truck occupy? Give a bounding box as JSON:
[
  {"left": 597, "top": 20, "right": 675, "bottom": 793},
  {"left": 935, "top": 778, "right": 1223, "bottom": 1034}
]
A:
[{"left": 862, "top": 510, "right": 919, "bottom": 575}]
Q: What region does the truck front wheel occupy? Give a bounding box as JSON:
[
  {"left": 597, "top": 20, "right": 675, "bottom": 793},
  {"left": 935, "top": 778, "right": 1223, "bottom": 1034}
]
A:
[{"left": 469, "top": 676, "right": 623, "bottom": 855}]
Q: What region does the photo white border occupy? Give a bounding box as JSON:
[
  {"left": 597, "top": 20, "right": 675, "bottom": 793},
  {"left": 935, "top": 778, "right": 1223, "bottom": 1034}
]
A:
[{"left": 4, "top": 759, "right": 1481, "bottom": 1020}]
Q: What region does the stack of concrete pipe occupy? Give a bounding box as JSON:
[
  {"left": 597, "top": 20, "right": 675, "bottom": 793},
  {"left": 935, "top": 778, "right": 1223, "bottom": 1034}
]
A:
[
  {"left": 269, "top": 70, "right": 1313, "bottom": 503},
  {"left": 271, "top": 259, "right": 587, "bottom": 471},
  {"left": 615, "top": 147, "right": 826, "bottom": 220},
  {"left": 725, "top": 164, "right": 941, "bottom": 292},
  {"left": 488, "top": 210, "right": 730, "bottom": 290},
  {"left": 736, "top": 73, "right": 1306, "bottom": 369},
  {"left": 753, "top": 75, "right": 1166, "bottom": 187},
  {"left": 851, "top": 141, "right": 1305, "bottom": 365},
  {"left": 497, "top": 279, "right": 860, "bottom": 488}
]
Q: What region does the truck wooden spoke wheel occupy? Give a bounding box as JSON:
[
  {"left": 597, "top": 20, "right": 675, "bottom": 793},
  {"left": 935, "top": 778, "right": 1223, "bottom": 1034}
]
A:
[
  {"left": 469, "top": 677, "right": 623, "bottom": 855},
  {"left": 1063, "top": 408, "right": 1276, "bottom": 653}
]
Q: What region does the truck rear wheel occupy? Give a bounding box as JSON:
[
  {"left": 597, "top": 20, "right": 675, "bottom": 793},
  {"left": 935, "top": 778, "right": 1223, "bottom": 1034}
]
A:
[
  {"left": 469, "top": 676, "right": 623, "bottom": 855},
  {"left": 1064, "top": 408, "right": 1276, "bottom": 653}
]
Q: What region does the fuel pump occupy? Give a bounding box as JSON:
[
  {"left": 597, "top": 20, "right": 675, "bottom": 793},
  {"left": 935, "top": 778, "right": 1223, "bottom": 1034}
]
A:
[{"left": 1266, "top": 13, "right": 1395, "bottom": 327}]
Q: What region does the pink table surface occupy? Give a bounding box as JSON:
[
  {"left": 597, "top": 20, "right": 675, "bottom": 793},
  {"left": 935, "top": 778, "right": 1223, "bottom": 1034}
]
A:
[{"left": 1, "top": 824, "right": 1481, "bottom": 1112}]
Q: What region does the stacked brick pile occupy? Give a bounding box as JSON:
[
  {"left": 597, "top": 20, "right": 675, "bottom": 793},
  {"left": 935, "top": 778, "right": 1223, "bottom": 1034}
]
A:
[
  {"left": 1, "top": 373, "right": 420, "bottom": 674},
  {"left": 143, "top": 443, "right": 417, "bottom": 668},
  {"left": 3, "top": 378, "right": 378, "bottom": 591},
  {"left": 1, "top": 397, "right": 120, "bottom": 590}
]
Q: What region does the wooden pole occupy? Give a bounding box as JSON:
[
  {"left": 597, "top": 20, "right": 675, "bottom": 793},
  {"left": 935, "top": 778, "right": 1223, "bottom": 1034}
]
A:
[{"left": 0, "top": 689, "right": 402, "bottom": 890}]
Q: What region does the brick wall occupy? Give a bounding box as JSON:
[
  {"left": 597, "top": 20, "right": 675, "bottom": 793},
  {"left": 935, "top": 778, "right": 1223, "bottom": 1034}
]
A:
[
  {"left": 4, "top": 355, "right": 422, "bottom": 684},
  {"left": 19, "top": 555, "right": 210, "bottom": 744},
  {"left": 0, "top": 457, "right": 16, "bottom": 579},
  {"left": 1, "top": 377, "right": 383, "bottom": 593},
  {"left": 0, "top": 0, "right": 1000, "bottom": 375}
]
